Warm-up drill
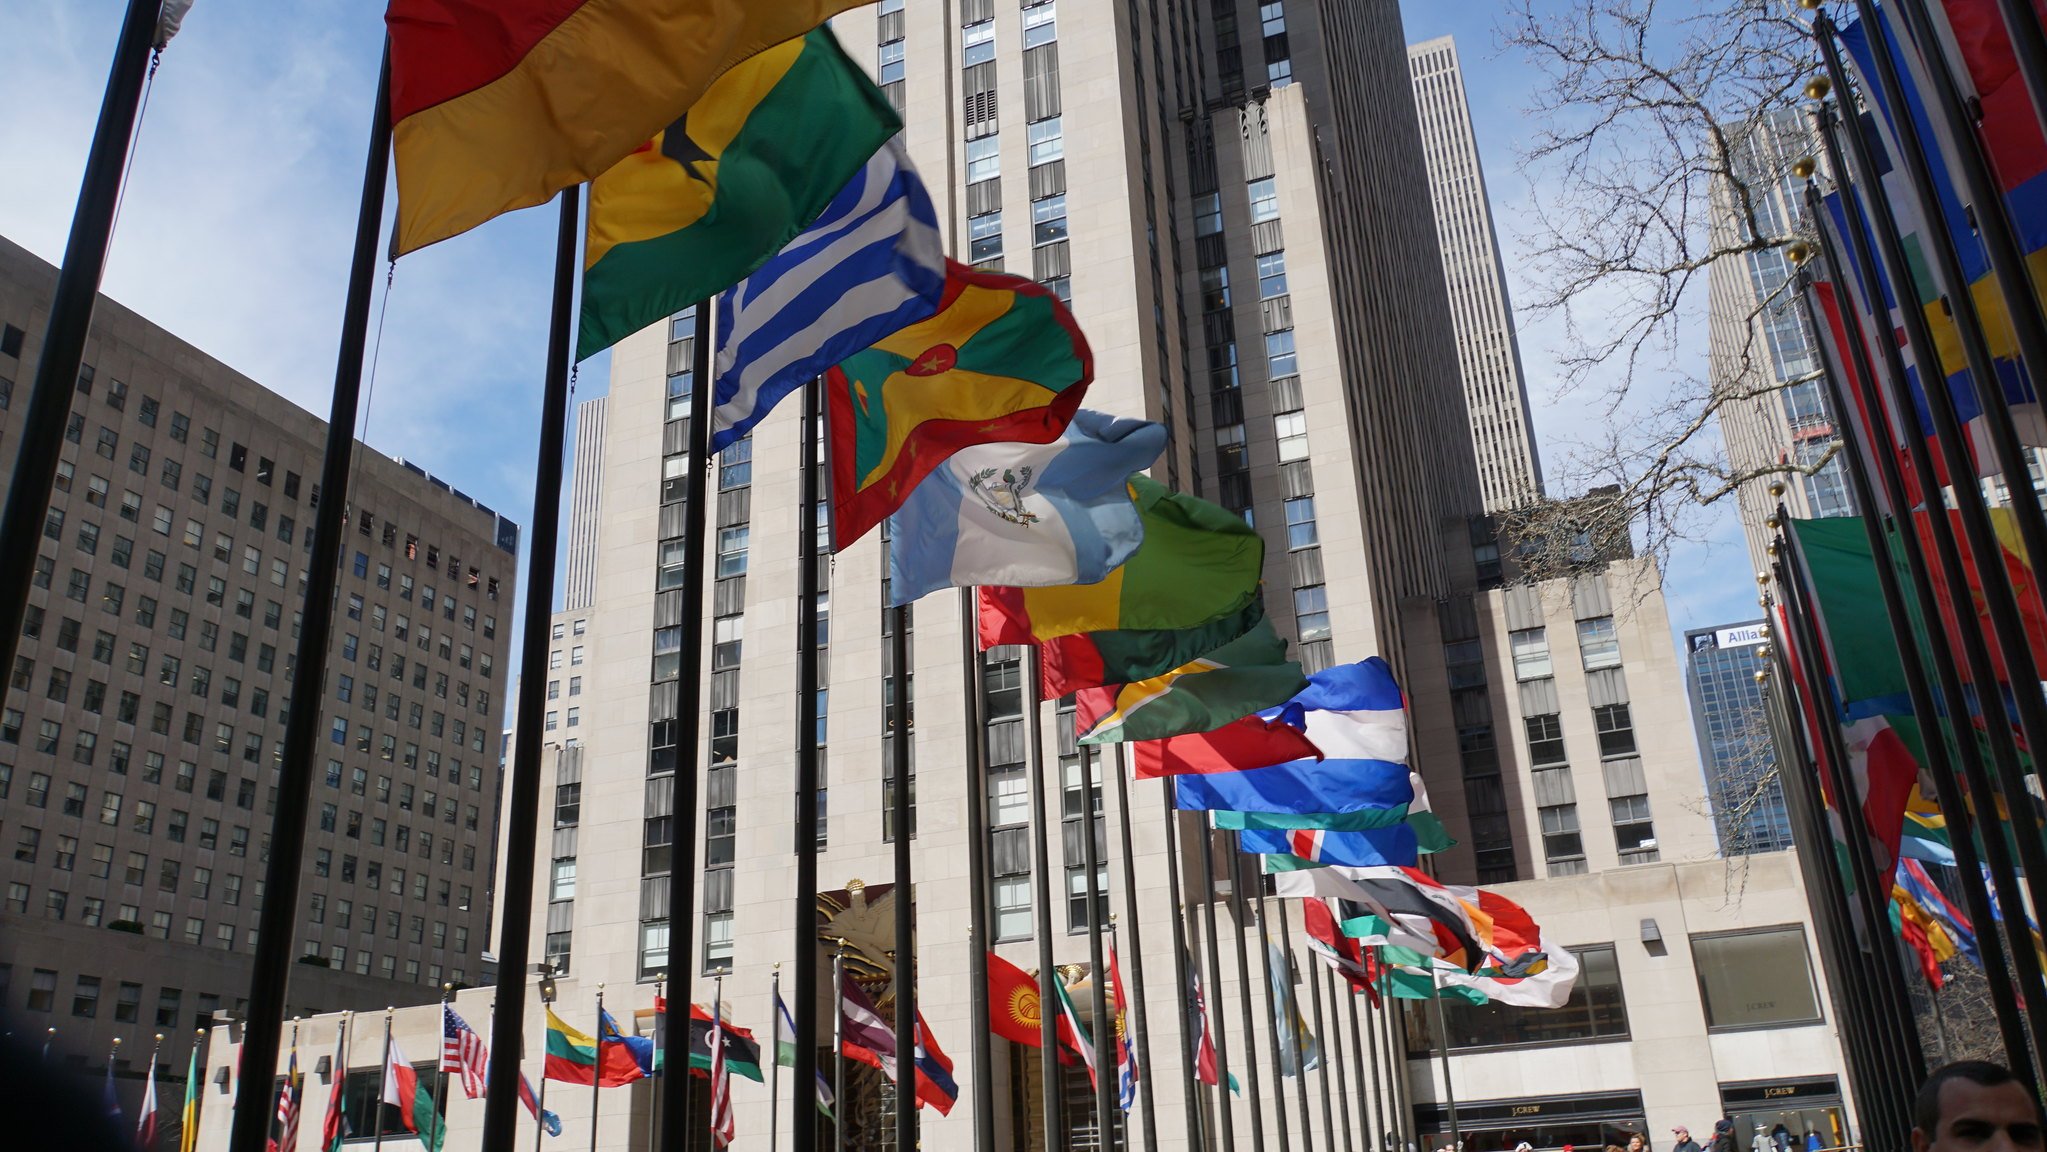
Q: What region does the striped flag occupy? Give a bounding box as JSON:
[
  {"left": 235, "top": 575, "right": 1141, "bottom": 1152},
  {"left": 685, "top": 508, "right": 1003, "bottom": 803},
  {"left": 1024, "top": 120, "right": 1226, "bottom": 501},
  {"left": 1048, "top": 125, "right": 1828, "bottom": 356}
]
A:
[
  {"left": 709, "top": 1001, "right": 736, "bottom": 1148},
  {"left": 711, "top": 138, "right": 946, "bottom": 453},
  {"left": 775, "top": 988, "right": 837, "bottom": 1117},
  {"left": 839, "top": 973, "right": 899, "bottom": 1080},
  {"left": 441, "top": 1006, "right": 488, "bottom": 1099},
  {"left": 321, "top": 1027, "right": 348, "bottom": 1152},
  {"left": 1052, "top": 975, "right": 1098, "bottom": 1090},
  {"left": 1107, "top": 943, "right": 1139, "bottom": 1111},
  {"left": 273, "top": 1046, "right": 302, "bottom": 1152}
]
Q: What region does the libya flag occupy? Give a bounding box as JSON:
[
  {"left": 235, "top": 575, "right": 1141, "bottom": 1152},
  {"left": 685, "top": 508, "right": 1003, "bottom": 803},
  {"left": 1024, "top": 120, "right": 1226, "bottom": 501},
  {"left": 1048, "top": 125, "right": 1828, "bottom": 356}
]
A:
[
  {"left": 1075, "top": 619, "right": 1305, "bottom": 744},
  {"left": 578, "top": 28, "right": 899, "bottom": 359},
  {"left": 979, "top": 477, "right": 1263, "bottom": 648},
  {"left": 827, "top": 261, "right": 1092, "bottom": 548},
  {"left": 687, "top": 1005, "right": 765, "bottom": 1083}
]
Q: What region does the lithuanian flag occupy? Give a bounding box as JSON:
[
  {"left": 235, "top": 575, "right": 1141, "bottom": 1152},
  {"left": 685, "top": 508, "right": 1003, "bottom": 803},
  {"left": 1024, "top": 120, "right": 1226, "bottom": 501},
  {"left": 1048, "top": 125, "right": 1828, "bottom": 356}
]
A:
[
  {"left": 386, "top": 0, "right": 866, "bottom": 255},
  {"left": 578, "top": 28, "right": 899, "bottom": 358},
  {"left": 1075, "top": 619, "right": 1306, "bottom": 744},
  {"left": 544, "top": 1007, "right": 646, "bottom": 1086},
  {"left": 827, "top": 262, "right": 1093, "bottom": 549},
  {"left": 979, "top": 477, "right": 1264, "bottom": 647}
]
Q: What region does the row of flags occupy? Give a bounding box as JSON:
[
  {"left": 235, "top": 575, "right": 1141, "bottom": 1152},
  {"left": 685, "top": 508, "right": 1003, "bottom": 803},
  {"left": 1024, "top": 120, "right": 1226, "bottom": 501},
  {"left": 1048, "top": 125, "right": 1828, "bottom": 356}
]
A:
[{"left": 985, "top": 947, "right": 1141, "bottom": 1108}]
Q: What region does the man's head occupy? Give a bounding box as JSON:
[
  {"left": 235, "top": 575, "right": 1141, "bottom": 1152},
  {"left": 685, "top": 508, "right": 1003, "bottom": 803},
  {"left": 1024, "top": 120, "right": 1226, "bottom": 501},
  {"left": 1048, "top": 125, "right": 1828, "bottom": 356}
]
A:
[
  {"left": 1913, "top": 1061, "right": 2043, "bottom": 1152},
  {"left": 1673, "top": 1129, "right": 1691, "bottom": 1144}
]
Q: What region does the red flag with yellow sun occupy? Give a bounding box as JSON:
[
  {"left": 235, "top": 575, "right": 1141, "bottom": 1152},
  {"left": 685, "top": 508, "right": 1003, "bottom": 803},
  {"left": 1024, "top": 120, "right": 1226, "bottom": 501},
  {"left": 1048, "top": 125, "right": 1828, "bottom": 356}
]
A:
[{"left": 826, "top": 261, "right": 1092, "bottom": 550}]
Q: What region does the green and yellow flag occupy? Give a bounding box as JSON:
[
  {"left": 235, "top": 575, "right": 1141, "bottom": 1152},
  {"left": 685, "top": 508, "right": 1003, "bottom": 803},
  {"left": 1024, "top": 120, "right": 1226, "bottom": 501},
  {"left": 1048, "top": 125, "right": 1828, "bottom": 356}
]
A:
[
  {"left": 578, "top": 28, "right": 899, "bottom": 359},
  {"left": 827, "top": 261, "right": 1093, "bottom": 548},
  {"left": 1074, "top": 619, "right": 1306, "bottom": 744}
]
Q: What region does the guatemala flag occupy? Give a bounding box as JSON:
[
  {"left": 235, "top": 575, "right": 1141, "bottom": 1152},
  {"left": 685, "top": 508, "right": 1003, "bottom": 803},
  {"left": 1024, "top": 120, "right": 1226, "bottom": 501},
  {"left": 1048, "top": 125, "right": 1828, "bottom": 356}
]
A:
[
  {"left": 711, "top": 138, "right": 946, "bottom": 453},
  {"left": 885, "top": 411, "right": 1165, "bottom": 605}
]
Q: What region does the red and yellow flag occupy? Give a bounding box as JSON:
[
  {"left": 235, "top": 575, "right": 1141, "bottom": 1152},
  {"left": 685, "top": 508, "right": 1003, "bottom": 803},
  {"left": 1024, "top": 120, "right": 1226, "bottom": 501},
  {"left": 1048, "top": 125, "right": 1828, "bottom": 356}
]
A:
[{"left": 385, "top": 0, "right": 864, "bottom": 255}]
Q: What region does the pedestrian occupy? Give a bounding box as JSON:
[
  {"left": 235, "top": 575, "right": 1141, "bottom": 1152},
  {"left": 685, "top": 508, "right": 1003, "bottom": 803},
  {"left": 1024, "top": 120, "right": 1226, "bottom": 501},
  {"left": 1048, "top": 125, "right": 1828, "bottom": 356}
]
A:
[
  {"left": 1672, "top": 1126, "right": 1703, "bottom": 1152},
  {"left": 1709, "top": 1118, "right": 1737, "bottom": 1152},
  {"left": 1629, "top": 1132, "right": 1651, "bottom": 1152},
  {"left": 1911, "top": 1060, "right": 2043, "bottom": 1152}
]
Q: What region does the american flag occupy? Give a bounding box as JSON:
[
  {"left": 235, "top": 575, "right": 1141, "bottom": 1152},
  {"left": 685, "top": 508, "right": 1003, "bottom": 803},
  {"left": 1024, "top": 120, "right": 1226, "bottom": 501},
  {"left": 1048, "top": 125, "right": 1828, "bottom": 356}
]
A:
[
  {"left": 272, "top": 1046, "right": 302, "bottom": 1152},
  {"left": 709, "top": 1000, "right": 735, "bottom": 1148},
  {"left": 442, "top": 1005, "right": 489, "bottom": 1099}
]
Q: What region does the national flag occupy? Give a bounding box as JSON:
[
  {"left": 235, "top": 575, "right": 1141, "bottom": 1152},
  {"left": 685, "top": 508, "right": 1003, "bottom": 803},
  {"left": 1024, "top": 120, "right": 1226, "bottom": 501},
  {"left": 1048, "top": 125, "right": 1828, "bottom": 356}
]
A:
[
  {"left": 544, "top": 1007, "right": 646, "bottom": 1086},
  {"left": 106, "top": 1058, "right": 123, "bottom": 1127},
  {"left": 385, "top": 0, "right": 867, "bottom": 255},
  {"left": 687, "top": 1004, "right": 764, "bottom": 1083},
  {"left": 886, "top": 412, "right": 1166, "bottom": 605},
  {"left": 774, "top": 988, "right": 838, "bottom": 1117},
  {"left": 1178, "top": 760, "right": 1411, "bottom": 819},
  {"left": 181, "top": 1043, "right": 202, "bottom": 1152},
  {"left": 1893, "top": 887, "right": 1957, "bottom": 986},
  {"left": 1242, "top": 826, "right": 1421, "bottom": 869},
  {"left": 381, "top": 1040, "right": 446, "bottom": 1152},
  {"left": 711, "top": 137, "right": 945, "bottom": 452},
  {"left": 839, "top": 974, "right": 899, "bottom": 1079},
  {"left": 1034, "top": 600, "right": 1267, "bottom": 699},
  {"left": 273, "top": 1045, "right": 302, "bottom": 1152},
  {"left": 1107, "top": 943, "right": 1139, "bottom": 1111},
  {"left": 828, "top": 261, "right": 1094, "bottom": 548},
  {"left": 441, "top": 1006, "right": 488, "bottom": 1099},
  {"left": 1207, "top": 770, "right": 1452, "bottom": 849},
  {"left": 979, "top": 478, "right": 1263, "bottom": 646},
  {"left": 1133, "top": 710, "right": 1323, "bottom": 777},
  {"left": 1301, "top": 899, "right": 1373, "bottom": 992},
  {"left": 1273, "top": 865, "right": 1492, "bottom": 971},
  {"left": 1434, "top": 934, "right": 1582, "bottom": 1008},
  {"left": 155, "top": 0, "right": 193, "bottom": 48},
  {"left": 1186, "top": 963, "right": 1239, "bottom": 1095},
  {"left": 601, "top": 1008, "right": 656, "bottom": 1080},
  {"left": 1051, "top": 975, "right": 1098, "bottom": 1091},
  {"left": 987, "top": 952, "right": 1046, "bottom": 1048},
  {"left": 1912, "top": 505, "right": 2047, "bottom": 684},
  {"left": 1371, "top": 959, "right": 1492, "bottom": 1006},
  {"left": 709, "top": 1001, "right": 735, "bottom": 1148},
  {"left": 321, "top": 1030, "right": 347, "bottom": 1152},
  {"left": 1076, "top": 619, "right": 1305, "bottom": 744},
  {"left": 1899, "top": 856, "right": 1980, "bottom": 963},
  {"left": 578, "top": 28, "right": 900, "bottom": 358},
  {"left": 910, "top": 1015, "right": 959, "bottom": 1115},
  {"left": 137, "top": 1053, "right": 158, "bottom": 1150},
  {"left": 1266, "top": 943, "right": 1320, "bottom": 1076},
  {"left": 516, "top": 1074, "right": 562, "bottom": 1138}
]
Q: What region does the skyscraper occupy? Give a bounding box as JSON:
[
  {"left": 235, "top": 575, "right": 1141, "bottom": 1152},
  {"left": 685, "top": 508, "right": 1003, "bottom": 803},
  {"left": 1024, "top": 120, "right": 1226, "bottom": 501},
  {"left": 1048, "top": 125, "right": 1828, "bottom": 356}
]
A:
[
  {"left": 1408, "top": 35, "right": 1546, "bottom": 512},
  {"left": 563, "top": 395, "right": 607, "bottom": 612},
  {"left": 0, "top": 235, "right": 519, "bottom": 1082},
  {"left": 1685, "top": 620, "right": 1794, "bottom": 855}
]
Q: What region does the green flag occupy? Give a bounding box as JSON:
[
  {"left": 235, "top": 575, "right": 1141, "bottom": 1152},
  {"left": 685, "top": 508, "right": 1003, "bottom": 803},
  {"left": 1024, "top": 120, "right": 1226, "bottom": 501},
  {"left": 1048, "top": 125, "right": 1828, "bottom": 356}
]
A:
[{"left": 1076, "top": 619, "right": 1305, "bottom": 744}]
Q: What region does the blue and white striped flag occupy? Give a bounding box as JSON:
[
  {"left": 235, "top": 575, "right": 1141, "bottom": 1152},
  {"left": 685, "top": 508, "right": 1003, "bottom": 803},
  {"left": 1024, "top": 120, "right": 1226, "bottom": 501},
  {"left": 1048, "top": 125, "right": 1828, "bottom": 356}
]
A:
[{"left": 711, "top": 138, "right": 945, "bottom": 453}]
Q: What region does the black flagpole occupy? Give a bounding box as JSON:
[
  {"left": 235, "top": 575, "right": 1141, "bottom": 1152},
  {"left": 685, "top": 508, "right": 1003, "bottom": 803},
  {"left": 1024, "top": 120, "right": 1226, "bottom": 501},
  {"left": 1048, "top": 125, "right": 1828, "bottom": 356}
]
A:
[
  {"left": 661, "top": 298, "right": 715, "bottom": 1151},
  {"left": 793, "top": 378, "right": 824, "bottom": 1152},
  {"left": 478, "top": 180, "right": 580, "bottom": 1152},
  {"left": 1109, "top": 745, "right": 1161, "bottom": 1152},
  {"left": 1079, "top": 744, "right": 1116, "bottom": 1146},
  {"left": 1023, "top": 649, "right": 1064, "bottom": 1147},
  {"left": 1817, "top": 10, "right": 2047, "bottom": 981},
  {"left": 1283, "top": 915, "right": 1331, "bottom": 1152},
  {"left": 1350, "top": 986, "right": 1376, "bottom": 1152},
  {"left": 1195, "top": 826, "right": 1242, "bottom": 1152},
  {"left": 0, "top": 0, "right": 162, "bottom": 682},
  {"left": 886, "top": 599, "right": 917, "bottom": 1152},
  {"left": 1219, "top": 837, "right": 1269, "bottom": 1152},
  {"left": 1313, "top": 959, "right": 1353, "bottom": 1152},
  {"left": 1157, "top": 790, "right": 1211, "bottom": 1151},
  {"left": 1796, "top": 216, "right": 2042, "bottom": 1073},
  {"left": 1251, "top": 894, "right": 1294, "bottom": 1152},
  {"left": 958, "top": 592, "right": 997, "bottom": 1150},
  {"left": 227, "top": 45, "right": 391, "bottom": 1152}
]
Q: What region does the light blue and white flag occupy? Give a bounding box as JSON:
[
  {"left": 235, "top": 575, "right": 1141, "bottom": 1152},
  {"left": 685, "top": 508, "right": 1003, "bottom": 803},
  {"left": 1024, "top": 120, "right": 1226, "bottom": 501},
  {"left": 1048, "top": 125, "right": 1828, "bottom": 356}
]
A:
[
  {"left": 1267, "top": 942, "right": 1321, "bottom": 1076},
  {"left": 1239, "top": 825, "right": 1421, "bottom": 868},
  {"left": 711, "top": 138, "right": 945, "bottom": 453},
  {"left": 885, "top": 410, "right": 1165, "bottom": 606}
]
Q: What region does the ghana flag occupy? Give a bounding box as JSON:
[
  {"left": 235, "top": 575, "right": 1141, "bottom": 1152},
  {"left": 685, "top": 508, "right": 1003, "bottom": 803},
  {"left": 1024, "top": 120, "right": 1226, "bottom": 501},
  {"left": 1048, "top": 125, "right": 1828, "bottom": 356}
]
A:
[
  {"left": 827, "top": 261, "right": 1093, "bottom": 549},
  {"left": 386, "top": 0, "right": 865, "bottom": 256},
  {"left": 1075, "top": 619, "right": 1306, "bottom": 744},
  {"left": 579, "top": 29, "right": 899, "bottom": 359},
  {"left": 979, "top": 477, "right": 1264, "bottom": 648}
]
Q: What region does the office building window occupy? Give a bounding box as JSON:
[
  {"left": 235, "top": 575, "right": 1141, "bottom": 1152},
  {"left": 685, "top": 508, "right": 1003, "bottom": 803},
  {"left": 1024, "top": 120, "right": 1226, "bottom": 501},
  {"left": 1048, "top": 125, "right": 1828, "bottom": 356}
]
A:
[
  {"left": 1406, "top": 945, "right": 1627, "bottom": 1052},
  {"left": 1576, "top": 616, "right": 1621, "bottom": 670},
  {"left": 1539, "top": 804, "right": 1583, "bottom": 869},
  {"left": 1525, "top": 713, "right": 1566, "bottom": 767},
  {"left": 1594, "top": 703, "right": 1636, "bottom": 758},
  {"left": 1283, "top": 496, "right": 1317, "bottom": 550},
  {"left": 1293, "top": 585, "right": 1330, "bottom": 642},
  {"left": 1258, "top": 251, "right": 1289, "bottom": 298},
  {"left": 1249, "top": 177, "right": 1279, "bottom": 222},
  {"left": 1611, "top": 794, "right": 1657, "bottom": 858},
  {"left": 1027, "top": 116, "right": 1064, "bottom": 165},
  {"left": 969, "top": 211, "right": 1004, "bottom": 264},
  {"left": 1510, "top": 628, "right": 1552, "bottom": 680},
  {"left": 1690, "top": 928, "right": 1822, "bottom": 1030},
  {"left": 967, "top": 136, "right": 1000, "bottom": 183}
]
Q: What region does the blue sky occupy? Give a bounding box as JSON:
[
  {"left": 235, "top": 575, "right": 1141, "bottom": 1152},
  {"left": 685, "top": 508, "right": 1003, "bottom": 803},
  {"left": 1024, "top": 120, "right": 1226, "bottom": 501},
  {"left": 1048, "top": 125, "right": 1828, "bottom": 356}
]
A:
[{"left": 0, "top": 1, "right": 1758, "bottom": 670}]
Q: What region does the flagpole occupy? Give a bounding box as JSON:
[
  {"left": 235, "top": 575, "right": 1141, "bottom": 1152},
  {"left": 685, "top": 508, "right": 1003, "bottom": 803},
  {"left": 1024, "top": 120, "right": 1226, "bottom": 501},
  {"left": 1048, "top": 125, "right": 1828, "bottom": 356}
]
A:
[
  {"left": 1155, "top": 792, "right": 1210, "bottom": 1152},
  {"left": 1273, "top": 906, "right": 1314, "bottom": 1152},
  {"left": 1794, "top": 216, "right": 2042, "bottom": 1073},
  {"left": 794, "top": 378, "right": 826, "bottom": 1152},
  {"left": 713, "top": 972, "right": 728, "bottom": 1149},
  {"left": 534, "top": 1002, "right": 550, "bottom": 1152},
  {"left": 770, "top": 967, "right": 782, "bottom": 1152},
  {"left": 230, "top": 47, "right": 392, "bottom": 1152},
  {"left": 1287, "top": 918, "right": 1333, "bottom": 1152},
  {"left": 1194, "top": 825, "right": 1241, "bottom": 1152},
  {"left": 885, "top": 596, "right": 917, "bottom": 1152},
  {"left": 335, "top": 1015, "right": 352, "bottom": 1152},
  {"left": 1807, "top": 94, "right": 2047, "bottom": 1080},
  {"left": 1251, "top": 896, "right": 1294, "bottom": 1152},
  {"left": 648, "top": 978, "right": 664, "bottom": 1152},
  {"left": 833, "top": 941, "right": 847, "bottom": 1152},
  {"left": 958, "top": 589, "right": 998, "bottom": 1152},
  {"left": 661, "top": 295, "right": 716, "bottom": 1152},
  {"left": 1078, "top": 744, "right": 1117, "bottom": 1148},
  {"left": 1023, "top": 648, "right": 1064, "bottom": 1148},
  {"left": 144, "top": 1032, "right": 162, "bottom": 1149},
  {"left": 1108, "top": 746, "right": 1160, "bottom": 1152},
  {"left": 1357, "top": 980, "right": 1380, "bottom": 1152},
  {"left": 430, "top": 986, "right": 450, "bottom": 1149},
  {"left": 1313, "top": 962, "right": 1352, "bottom": 1152},
  {"left": 1378, "top": 954, "right": 1406, "bottom": 1152},
  {"left": 1216, "top": 834, "right": 1268, "bottom": 1152},
  {"left": 1426, "top": 969, "right": 1458, "bottom": 1152},
  {"left": 375, "top": 1011, "right": 394, "bottom": 1152},
  {"left": 0, "top": 0, "right": 163, "bottom": 685}
]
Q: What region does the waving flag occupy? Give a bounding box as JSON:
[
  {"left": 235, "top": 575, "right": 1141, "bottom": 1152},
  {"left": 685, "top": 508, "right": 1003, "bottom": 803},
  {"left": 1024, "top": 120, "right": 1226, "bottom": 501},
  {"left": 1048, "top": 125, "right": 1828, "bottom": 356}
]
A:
[
  {"left": 441, "top": 1006, "right": 487, "bottom": 1099},
  {"left": 579, "top": 28, "right": 899, "bottom": 358},
  {"left": 181, "top": 1043, "right": 202, "bottom": 1152},
  {"left": 1437, "top": 934, "right": 1582, "bottom": 1008},
  {"left": 1302, "top": 899, "right": 1373, "bottom": 991},
  {"left": 1178, "top": 759, "right": 1411, "bottom": 818},
  {"left": 911, "top": 1016, "right": 959, "bottom": 1115},
  {"left": 828, "top": 262, "right": 1093, "bottom": 548},
  {"left": 274, "top": 1045, "right": 302, "bottom": 1152},
  {"left": 987, "top": 953, "right": 1045, "bottom": 1048},
  {"left": 1267, "top": 943, "right": 1321, "bottom": 1075},
  {"left": 839, "top": 974, "right": 898, "bottom": 1079},
  {"left": 1036, "top": 601, "right": 1267, "bottom": 699},
  {"left": 1186, "top": 962, "right": 1239, "bottom": 1094},
  {"left": 137, "top": 1054, "right": 158, "bottom": 1150},
  {"left": 1076, "top": 619, "right": 1305, "bottom": 744},
  {"left": 1108, "top": 943, "right": 1139, "bottom": 1111},
  {"left": 709, "top": 1001, "right": 736, "bottom": 1148},
  {"left": 1052, "top": 976, "right": 1098, "bottom": 1091},
  {"left": 1899, "top": 857, "right": 1979, "bottom": 963},
  {"left": 516, "top": 1074, "right": 562, "bottom": 1138},
  {"left": 774, "top": 989, "right": 837, "bottom": 1117},
  {"left": 381, "top": 1040, "right": 445, "bottom": 1152},
  {"left": 686, "top": 1005, "right": 763, "bottom": 1083},
  {"left": 886, "top": 412, "right": 1165, "bottom": 605},
  {"left": 712, "top": 138, "right": 946, "bottom": 452},
  {"left": 387, "top": 0, "right": 867, "bottom": 255},
  {"left": 980, "top": 477, "right": 1263, "bottom": 645},
  {"left": 1242, "top": 826, "right": 1421, "bottom": 868},
  {"left": 545, "top": 1008, "right": 645, "bottom": 1086}
]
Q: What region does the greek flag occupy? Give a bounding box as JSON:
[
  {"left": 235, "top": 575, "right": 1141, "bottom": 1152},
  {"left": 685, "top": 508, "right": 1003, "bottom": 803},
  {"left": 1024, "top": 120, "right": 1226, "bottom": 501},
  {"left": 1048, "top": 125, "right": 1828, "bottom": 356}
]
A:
[{"left": 711, "top": 138, "right": 945, "bottom": 453}]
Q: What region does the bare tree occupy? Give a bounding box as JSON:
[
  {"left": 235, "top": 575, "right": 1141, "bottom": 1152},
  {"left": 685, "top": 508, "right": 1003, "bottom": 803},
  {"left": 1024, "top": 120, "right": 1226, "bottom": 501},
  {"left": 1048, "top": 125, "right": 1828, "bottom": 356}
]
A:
[{"left": 1491, "top": 0, "right": 1840, "bottom": 578}]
